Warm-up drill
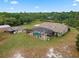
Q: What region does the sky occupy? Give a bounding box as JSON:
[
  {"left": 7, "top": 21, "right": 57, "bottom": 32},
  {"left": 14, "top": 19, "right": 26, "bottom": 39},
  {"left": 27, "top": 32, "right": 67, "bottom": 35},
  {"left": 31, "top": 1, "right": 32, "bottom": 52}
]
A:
[{"left": 0, "top": 0, "right": 79, "bottom": 12}]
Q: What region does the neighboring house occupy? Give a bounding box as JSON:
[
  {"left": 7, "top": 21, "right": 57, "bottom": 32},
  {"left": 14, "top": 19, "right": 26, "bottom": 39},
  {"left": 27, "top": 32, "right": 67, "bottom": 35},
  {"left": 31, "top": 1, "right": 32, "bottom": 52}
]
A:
[
  {"left": 32, "top": 22, "right": 69, "bottom": 40},
  {"left": 0, "top": 25, "right": 11, "bottom": 32}
]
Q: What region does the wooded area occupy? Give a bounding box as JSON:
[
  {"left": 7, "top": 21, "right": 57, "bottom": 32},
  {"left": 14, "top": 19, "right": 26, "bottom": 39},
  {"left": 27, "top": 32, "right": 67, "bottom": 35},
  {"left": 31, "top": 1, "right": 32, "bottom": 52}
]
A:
[{"left": 0, "top": 11, "right": 79, "bottom": 29}]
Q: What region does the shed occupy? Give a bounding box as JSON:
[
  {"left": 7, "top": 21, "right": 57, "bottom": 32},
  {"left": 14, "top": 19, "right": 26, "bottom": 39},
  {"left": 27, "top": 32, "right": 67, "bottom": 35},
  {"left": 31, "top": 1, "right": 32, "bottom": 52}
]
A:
[{"left": 11, "top": 26, "right": 26, "bottom": 33}]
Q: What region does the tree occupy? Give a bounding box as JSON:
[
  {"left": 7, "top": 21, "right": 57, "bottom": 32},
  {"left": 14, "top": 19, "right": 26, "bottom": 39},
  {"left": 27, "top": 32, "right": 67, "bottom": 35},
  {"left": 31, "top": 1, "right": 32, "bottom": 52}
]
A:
[{"left": 0, "top": 11, "right": 79, "bottom": 27}]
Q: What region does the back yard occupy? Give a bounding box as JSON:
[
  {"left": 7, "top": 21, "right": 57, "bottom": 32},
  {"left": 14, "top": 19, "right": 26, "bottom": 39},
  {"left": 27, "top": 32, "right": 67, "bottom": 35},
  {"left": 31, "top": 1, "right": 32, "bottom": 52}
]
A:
[{"left": 0, "top": 21, "right": 79, "bottom": 58}]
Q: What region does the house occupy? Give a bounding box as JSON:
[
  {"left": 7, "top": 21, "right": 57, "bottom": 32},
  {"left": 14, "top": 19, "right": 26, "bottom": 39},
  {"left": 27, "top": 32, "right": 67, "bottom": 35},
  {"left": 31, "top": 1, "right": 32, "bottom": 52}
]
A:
[
  {"left": 0, "top": 25, "right": 11, "bottom": 32},
  {"left": 32, "top": 22, "right": 69, "bottom": 40}
]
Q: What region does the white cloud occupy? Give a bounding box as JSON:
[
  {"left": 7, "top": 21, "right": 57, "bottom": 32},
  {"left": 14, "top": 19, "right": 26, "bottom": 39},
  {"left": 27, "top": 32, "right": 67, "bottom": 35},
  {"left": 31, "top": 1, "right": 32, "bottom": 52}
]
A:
[
  {"left": 75, "top": 0, "right": 79, "bottom": 2},
  {"left": 73, "top": 0, "right": 79, "bottom": 2},
  {"left": 43, "top": 10, "right": 48, "bottom": 12},
  {"left": 10, "top": 0, "right": 18, "bottom": 4},
  {"left": 10, "top": 7, "right": 14, "bottom": 10},
  {"left": 72, "top": 0, "right": 79, "bottom": 6},
  {"left": 72, "top": 3, "right": 77, "bottom": 6},
  {"left": 35, "top": 6, "right": 39, "bottom": 9},
  {"left": 4, "top": 0, "right": 9, "bottom": 3}
]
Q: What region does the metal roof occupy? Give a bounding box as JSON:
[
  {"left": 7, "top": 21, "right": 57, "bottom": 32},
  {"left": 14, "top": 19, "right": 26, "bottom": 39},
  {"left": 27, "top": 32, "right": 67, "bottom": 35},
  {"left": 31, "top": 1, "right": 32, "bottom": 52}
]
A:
[
  {"left": 34, "top": 22, "right": 68, "bottom": 33},
  {"left": 0, "top": 25, "right": 11, "bottom": 29}
]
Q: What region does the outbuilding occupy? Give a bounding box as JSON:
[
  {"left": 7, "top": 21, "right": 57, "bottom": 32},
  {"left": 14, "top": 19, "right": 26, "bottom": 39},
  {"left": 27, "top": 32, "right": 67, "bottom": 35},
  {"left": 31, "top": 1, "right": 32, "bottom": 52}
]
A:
[
  {"left": 5, "top": 26, "right": 27, "bottom": 34},
  {"left": 0, "top": 25, "right": 11, "bottom": 32}
]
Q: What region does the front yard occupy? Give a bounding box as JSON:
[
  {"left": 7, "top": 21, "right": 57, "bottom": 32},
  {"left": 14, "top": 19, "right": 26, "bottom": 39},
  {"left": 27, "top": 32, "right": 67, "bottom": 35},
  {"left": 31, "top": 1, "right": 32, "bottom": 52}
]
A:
[{"left": 0, "top": 21, "right": 79, "bottom": 58}]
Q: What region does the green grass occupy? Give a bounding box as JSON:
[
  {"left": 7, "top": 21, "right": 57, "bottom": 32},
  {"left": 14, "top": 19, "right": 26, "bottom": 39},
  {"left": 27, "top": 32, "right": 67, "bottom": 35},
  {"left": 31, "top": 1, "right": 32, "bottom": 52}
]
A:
[
  {"left": 0, "top": 28, "right": 78, "bottom": 50},
  {"left": 0, "top": 21, "right": 78, "bottom": 57},
  {"left": 22, "top": 20, "right": 43, "bottom": 29}
]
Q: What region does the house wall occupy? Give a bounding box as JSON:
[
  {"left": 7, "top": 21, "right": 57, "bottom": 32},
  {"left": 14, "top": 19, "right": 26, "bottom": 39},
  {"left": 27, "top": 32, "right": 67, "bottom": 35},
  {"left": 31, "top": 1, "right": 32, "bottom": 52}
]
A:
[
  {"left": 32, "top": 27, "right": 54, "bottom": 37},
  {"left": 57, "top": 32, "right": 63, "bottom": 36}
]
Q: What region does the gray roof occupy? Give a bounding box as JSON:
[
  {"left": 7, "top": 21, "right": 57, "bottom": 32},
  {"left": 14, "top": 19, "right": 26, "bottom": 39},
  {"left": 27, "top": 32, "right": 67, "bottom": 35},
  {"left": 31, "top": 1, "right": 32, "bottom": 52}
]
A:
[
  {"left": 11, "top": 26, "right": 26, "bottom": 31},
  {"left": 5, "top": 27, "right": 14, "bottom": 31},
  {"left": 3, "top": 26, "right": 26, "bottom": 31},
  {"left": 34, "top": 22, "right": 68, "bottom": 33},
  {"left": 0, "top": 25, "right": 26, "bottom": 32},
  {"left": 0, "top": 25, "right": 11, "bottom": 29}
]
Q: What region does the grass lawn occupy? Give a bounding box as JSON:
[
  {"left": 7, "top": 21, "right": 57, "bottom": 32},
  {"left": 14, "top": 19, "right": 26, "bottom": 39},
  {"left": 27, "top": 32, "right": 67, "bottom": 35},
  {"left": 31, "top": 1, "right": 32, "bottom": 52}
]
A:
[
  {"left": 0, "top": 21, "right": 79, "bottom": 57},
  {"left": 22, "top": 20, "right": 43, "bottom": 29},
  {"left": 0, "top": 28, "right": 78, "bottom": 57}
]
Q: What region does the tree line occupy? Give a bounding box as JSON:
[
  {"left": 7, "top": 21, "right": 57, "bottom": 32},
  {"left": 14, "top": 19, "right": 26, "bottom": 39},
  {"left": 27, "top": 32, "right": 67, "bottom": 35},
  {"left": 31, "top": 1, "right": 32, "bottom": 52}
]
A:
[{"left": 0, "top": 11, "right": 79, "bottom": 29}]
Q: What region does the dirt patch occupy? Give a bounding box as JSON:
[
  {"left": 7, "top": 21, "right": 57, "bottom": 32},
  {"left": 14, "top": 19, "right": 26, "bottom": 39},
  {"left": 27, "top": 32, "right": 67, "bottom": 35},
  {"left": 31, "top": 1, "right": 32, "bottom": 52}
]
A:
[
  {"left": 8, "top": 43, "right": 79, "bottom": 58},
  {"left": 46, "top": 48, "right": 63, "bottom": 58},
  {"left": 2, "top": 44, "right": 79, "bottom": 58},
  {"left": 0, "top": 33, "right": 11, "bottom": 44},
  {"left": 7, "top": 47, "right": 48, "bottom": 58}
]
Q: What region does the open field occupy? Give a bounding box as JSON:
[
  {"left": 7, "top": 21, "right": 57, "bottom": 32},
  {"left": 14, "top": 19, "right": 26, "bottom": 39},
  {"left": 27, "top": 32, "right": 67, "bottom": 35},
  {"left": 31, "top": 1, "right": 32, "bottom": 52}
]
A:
[
  {"left": 22, "top": 20, "right": 44, "bottom": 29},
  {"left": 0, "top": 21, "right": 79, "bottom": 58}
]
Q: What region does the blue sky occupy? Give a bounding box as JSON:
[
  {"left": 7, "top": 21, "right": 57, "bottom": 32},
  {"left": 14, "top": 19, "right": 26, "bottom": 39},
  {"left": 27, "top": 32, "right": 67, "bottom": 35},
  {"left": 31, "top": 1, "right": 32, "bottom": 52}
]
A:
[{"left": 0, "top": 0, "right": 79, "bottom": 12}]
